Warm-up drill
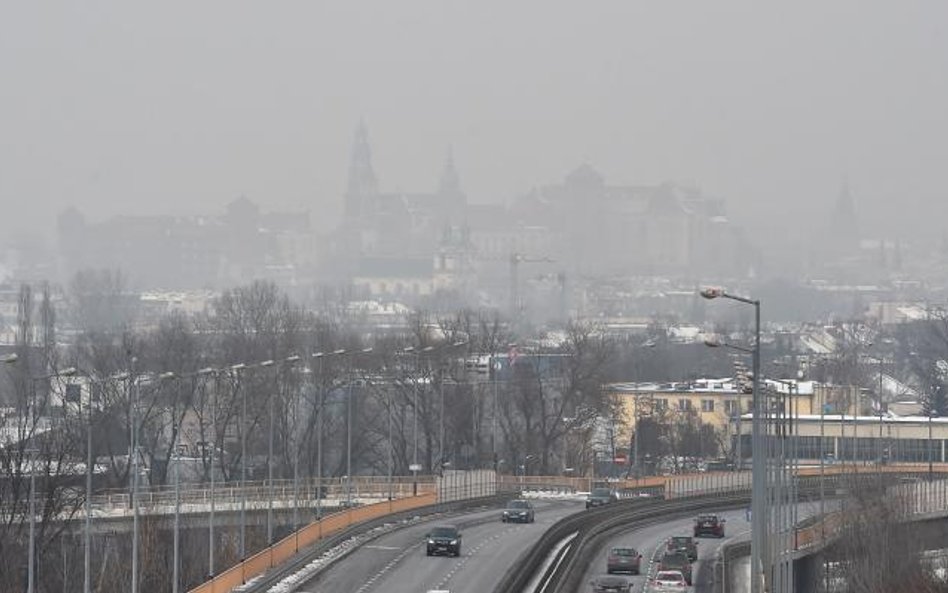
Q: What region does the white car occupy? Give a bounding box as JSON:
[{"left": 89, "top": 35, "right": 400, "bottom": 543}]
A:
[{"left": 653, "top": 569, "right": 689, "bottom": 590}]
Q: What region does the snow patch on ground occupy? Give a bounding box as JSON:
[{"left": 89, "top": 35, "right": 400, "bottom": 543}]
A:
[
  {"left": 256, "top": 515, "right": 428, "bottom": 593},
  {"left": 520, "top": 489, "right": 587, "bottom": 501}
]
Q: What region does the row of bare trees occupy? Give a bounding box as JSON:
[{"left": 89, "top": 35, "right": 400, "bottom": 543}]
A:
[{"left": 0, "top": 273, "right": 625, "bottom": 592}]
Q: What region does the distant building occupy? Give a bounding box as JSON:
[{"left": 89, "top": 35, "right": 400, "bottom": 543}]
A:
[
  {"left": 334, "top": 125, "right": 748, "bottom": 306},
  {"left": 509, "top": 165, "right": 748, "bottom": 277},
  {"left": 56, "top": 198, "right": 315, "bottom": 289}
]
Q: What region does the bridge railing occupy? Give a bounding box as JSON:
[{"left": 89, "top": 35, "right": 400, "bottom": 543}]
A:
[
  {"left": 89, "top": 475, "right": 437, "bottom": 516},
  {"left": 186, "top": 492, "right": 439, "bottom": 593},
  {"left": 794, "top": 475, "right": 948, "bottom": 551}
]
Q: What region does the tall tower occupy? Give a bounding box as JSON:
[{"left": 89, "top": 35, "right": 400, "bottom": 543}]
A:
[
  {"left": 828, "top": 180, "right": 860, "bottom": 256},
  {"left": 437, "top": 146, "right": 466, "bottom": 223},
  {"left": 345, "top": 121, "right": 379, "bottom": 221}
]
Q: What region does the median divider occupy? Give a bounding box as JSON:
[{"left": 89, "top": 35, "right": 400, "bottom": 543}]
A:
[{"left": 188, "top": 492, "right": 437, "bottom": 593}]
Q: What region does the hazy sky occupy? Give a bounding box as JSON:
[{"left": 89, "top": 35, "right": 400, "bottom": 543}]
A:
[{"left": 2, "top": 1, "right": 947, "bottom": 242}]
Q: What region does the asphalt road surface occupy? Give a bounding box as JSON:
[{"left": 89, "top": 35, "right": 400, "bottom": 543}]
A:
[
  {"left": 578, "top": 507, "right": 751, "bottom": 593},
  {"left": 293, "top": 499, "right": 583, "bottom": 593}
]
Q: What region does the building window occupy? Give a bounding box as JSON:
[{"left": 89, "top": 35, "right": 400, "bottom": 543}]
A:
[
  {"left": 655, "top": 398, "right": 668, "bottom": 411},
  {"left": 678, "top": 399, "right": 691, "bottom": 412},
  {"left": 701, "top": 399, "right": 714, "bottom": 413},
  {"left": 724, "top": 400, "right": 737, "bottom": 415}
]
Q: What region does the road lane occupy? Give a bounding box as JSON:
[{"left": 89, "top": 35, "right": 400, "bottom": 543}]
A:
[
  {"left": 293, "top": 499, "right": 583, "bottom": 593},
  {"left": 579, "top": 507, "right": 750, "bottom": 593}
]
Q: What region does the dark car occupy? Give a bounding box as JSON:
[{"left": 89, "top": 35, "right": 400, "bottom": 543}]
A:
[
  {"left": 694, "top": 513, "right": 726, "bottom": 538},
  {"left": 426, "top": 525, "right": 462, "bottom": 557},
  {"left": 658, "top": 551, "right": 693, "bottom": 585},
  {"left": 588, "top": 575, "right": 632, "bottom": 592},
  {"left": 666, "top": 535, "right": 698, "bottom": 561},
  {"left": 606, "top": 546, "right": 642, "bottom": 575},
  {"left": 502, "top": 499, "right": 536, "bottom": 523},
  {"left": 586, "top": 487, "right": 618, "bottom": 509}
]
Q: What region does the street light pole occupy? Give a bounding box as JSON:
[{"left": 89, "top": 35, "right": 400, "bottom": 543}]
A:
[
  {"left": 702, "top": 287, "right": 766, "bottom": 593},
  {"left": 84, "top": 388, "right": 93, "bottom": 593},
  {"left": 231, "top": 362, "right": 247, "bottom": 560},
  {"left": 173, "top": 425, "right": 181, "bottom": 593},
  {"left": 259, "top": 359, "right": 276, "bottom": 545},
  {"left": 403, "top": 347, "right": 420, "bottom": 488},
  {"left": 311, "top": 352, "right": 325, "bottom": 521},
  {"left": 196, "top": 367, "right": 218, "bottom": 578},
  {"left": 83, "top": 371, "right": 125, "bottom": 593},
  {"left": 27, "top": 446, "right": 37, "bottom": 593},
  {"left": 929, "top": 410, "right": 936, "bottom": 481},
  {"left": 129, "top": 359, "right": 140, "bottom": 593}
]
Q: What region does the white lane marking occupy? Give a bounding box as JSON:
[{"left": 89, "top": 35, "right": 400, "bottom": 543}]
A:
[
  {"left": 432, "top": 524, "right": 526, "bottom": 590},
  {"left": 353, "top": 541, "right": 424, "bottom": 593},
  {"left": 363, "top": 545, "right": 401, "bottom": 551},
  {"left": 523, "top": 531, "right": 579, "bottom": 593}
]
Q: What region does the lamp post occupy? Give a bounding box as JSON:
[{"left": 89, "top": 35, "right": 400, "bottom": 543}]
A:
[
  {"left": 403, "top": 346, "right": 420, "bottom": 486},
  {"left": 929, "top": 409, "right": 938, "bottom": 482},
  {"left": 258, "top": 359, "right": 276, "bottom": 545},
  {"left": 347, "top": 348, "right": 373, "bottom": 506},
  {"left": 311, "top": 352, "right": 326, "bottom": 521},
  {"left": 172, "top": 410, "right": 181, "bottom": 593},
  {"left": 434, "top": 341, "right": 468, "bottom": 471},
  {"left": 26, "top": 445, "right": 38, "bottom": 593},
  {"left": 279, "top": 355, "right": 301, "bottom": 539},
  {"left": 701, "top": 287, "right": 765, "bottom": 593},
  {"left": 231, "top": 362, "right": 248, "bottom": 560},
  {"left": 196, "top": 366, "right": 218, "bottom": 578},
  {"left": 128, "top": 359, "right": 139, "bottom": 593},
  {"left": 15, "top": 358, "right": 77, "bottom": 593},
  {"left": 705, "top": 337, "right": 752, "bottom": 470},
  {"left": 83, "top": 371, "right": 127, "bottom": 593}
]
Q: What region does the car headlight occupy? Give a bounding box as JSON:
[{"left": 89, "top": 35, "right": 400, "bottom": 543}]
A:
[
  {"left": 428, "top": 539, "right": 435, "bottom": 544},
  {"left": 450, "top": 539, "right": 458, "bottom": 545}
]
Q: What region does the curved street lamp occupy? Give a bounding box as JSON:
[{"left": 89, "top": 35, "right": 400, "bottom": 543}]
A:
[{"left": 701, "top": 287, "right": 767, "bottom": 593}]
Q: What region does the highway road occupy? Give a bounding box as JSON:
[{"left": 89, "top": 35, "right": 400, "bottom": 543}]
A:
[
  {"left": 291, "top": 499, "right": 584, "bottom": 593},
  {"left": 578, "top": 507, "right": 751, "bottom": 593}
]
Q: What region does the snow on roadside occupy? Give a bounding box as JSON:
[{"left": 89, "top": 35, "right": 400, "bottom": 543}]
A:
[
  {"left": 241, "top": 515, "right": 427, "bottom": 593},
  {"left": 520, "top": 489, "right": 586, "bottom": 501}
]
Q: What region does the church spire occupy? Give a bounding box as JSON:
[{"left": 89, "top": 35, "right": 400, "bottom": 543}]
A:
[
  {"left": 828, "top": 178, "right": 860, "bottom": 255},
  {"left": 439, "top": 146, "right": 461, "bottom": 195},
  {"left": 347, "top": 120, "right": 378, "bottom": 197}
]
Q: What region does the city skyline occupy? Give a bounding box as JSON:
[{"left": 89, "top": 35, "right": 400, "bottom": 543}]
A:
[{"left": 3, "top": 2, "right": 948, "bottom": 246}]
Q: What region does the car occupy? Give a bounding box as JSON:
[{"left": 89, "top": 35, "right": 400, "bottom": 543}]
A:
[
  {"left": 606, "top": 546, "right": 642, "bottom": 575},
  {"left": 426, "top": 525, "right": 462, "bottom": 557},
  {"left": 588, "top": 575, "right": 632, "bottom": 592},
  {"left": 659, "top": 551, "right": 693, "bottom": 585},
  {"left": 694, "top": 514, "right": 726, "bottom": 538},
  {"left": 502, "top": 499, "right": 535, "bottom": 523},
  {"left": 666, "top": 535, "right": 698, "bottom": 561},
  {"left": 653, "top": 569, "right": 688, "bottom": 590},
  {"left": 586, "top": 487, "right": 618, "bottom": 509}
]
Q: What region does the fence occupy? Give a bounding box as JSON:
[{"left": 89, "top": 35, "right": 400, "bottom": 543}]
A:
[
  {"left": 186, "top": 491, "right": 437, "bottom": 593},
  {"left": 90, "top": 475, "right": 437, "bottom": 517},
  {"left": 793, "top": 476, "right": 948, "bottom": 551},
  {"left": 437, "top": 469, "right": 498, "bottom": 502}
]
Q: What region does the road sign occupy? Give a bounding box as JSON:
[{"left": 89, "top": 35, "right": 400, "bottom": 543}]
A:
[{"left": 409, "top": 463, "right": 422, "bottom": 472}]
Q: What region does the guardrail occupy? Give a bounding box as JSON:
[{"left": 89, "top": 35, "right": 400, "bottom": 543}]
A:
[
  {"left": 182, "top": 465, "right": 948, "bottom": 593},
  {"left": 187, "top": 492, "right": 438, "bottom": 593},
  {"left": 500, "top": 468, "right": 948, "bottom": 593},
  {"left": 494, "top": 492, "right": 751, "bottom": 593},
  {"left": 89, "top": 475, "right": 437, "bottom": 517},
  {"left": 793, "top": 476, "right": 948, "bottom": 552}
]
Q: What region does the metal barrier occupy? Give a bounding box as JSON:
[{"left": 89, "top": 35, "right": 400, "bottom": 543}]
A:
[
  {"left": 793, "top": 476, "right": 948, "bottom": 552},
  {"left": 89, "top": 475, "right": 437, "bottom": 517},
  {"left": 186, "top": 492, "right": 437, "bottom": 593}
]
